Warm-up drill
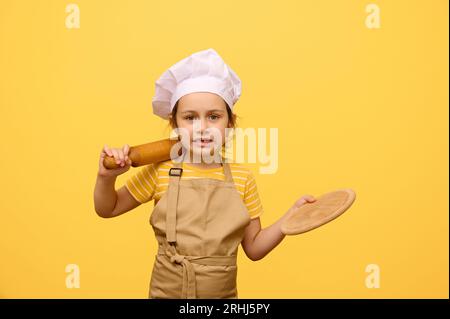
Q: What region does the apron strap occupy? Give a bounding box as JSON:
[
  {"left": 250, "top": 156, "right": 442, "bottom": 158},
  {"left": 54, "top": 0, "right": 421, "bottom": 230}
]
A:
[
  {"left": 166, "top": 156, "right": 183, "bottom": 243},
  {"left": 222, "top": 161, "right": 233, "bottom": 183}
]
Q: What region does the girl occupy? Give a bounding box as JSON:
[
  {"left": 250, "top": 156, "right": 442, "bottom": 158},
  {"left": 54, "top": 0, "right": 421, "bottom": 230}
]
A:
[{"left": 93, "top": 48, "right": 316, "bottom": 298}]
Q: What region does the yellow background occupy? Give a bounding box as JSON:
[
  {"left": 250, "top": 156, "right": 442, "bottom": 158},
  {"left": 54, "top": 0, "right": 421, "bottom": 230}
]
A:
[{"left": 0, "top": 0, "right": 448, "bottom": 298}]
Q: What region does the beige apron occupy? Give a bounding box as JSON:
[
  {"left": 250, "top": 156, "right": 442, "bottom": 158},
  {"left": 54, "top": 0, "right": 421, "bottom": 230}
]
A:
[{"left": 148, "top": 157, "right": 251, "bottom": 299}]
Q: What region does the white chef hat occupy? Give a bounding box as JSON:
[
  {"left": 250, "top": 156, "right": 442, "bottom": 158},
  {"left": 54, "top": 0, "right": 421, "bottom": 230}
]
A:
[{"left": 152, "top": 48, "right": 242, "bottom": 120}]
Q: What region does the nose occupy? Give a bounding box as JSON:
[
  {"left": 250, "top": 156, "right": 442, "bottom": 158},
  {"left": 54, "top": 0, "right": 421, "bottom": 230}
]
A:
[{"left": 193, "top": 117, "right": 210, "bottom": 136}]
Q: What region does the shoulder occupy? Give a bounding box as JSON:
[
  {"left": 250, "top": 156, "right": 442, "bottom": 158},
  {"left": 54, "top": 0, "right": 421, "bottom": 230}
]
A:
[
  {"left": 228, "top": 162, "right": 251, "bottom": 174},
  {"left": 227, "top": 162, "right": 256, "bottom": 184},
  {"left": 145, "top": 160, "right": 173, "bottom": 174},
  {"left": 135, "top": 161, "right": 172, "bottom": 182}
]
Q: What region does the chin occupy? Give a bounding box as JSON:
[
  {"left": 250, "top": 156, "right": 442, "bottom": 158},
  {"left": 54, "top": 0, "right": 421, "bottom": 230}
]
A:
[{"left": 191, "top": 146, "right": 221, "bottom": 162}]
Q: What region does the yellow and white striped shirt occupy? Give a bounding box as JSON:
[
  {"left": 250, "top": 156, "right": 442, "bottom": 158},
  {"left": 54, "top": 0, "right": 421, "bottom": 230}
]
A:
[{"left": 125, "top": 160, "right": 263, "bottom": 219}]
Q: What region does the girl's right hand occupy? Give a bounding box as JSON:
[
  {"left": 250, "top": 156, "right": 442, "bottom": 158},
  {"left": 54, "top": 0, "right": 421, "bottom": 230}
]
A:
[{"left": 98, "top": 144, "right": 132, "bottom": 178}]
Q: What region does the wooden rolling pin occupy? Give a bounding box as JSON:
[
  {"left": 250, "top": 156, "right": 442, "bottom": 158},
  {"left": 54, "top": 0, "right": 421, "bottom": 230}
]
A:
[{"left": 103, "top": 136, "right": 181, "bottom": 169}]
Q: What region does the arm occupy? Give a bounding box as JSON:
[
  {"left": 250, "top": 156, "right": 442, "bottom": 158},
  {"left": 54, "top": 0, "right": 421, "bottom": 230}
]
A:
[
  {"left": 94, "top": 175, "right": 141, "bottom": 218},
  {"left": 93, "top": 144, "right": 141, "bottom": 218},
  {"left": 241, "top": 195, "right": 316, "bottom": 261}
]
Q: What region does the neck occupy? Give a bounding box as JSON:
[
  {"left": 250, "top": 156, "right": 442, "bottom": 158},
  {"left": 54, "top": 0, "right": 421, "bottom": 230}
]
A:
[{"left": 178, "top": 149, "right": 224, "bottom": 169}]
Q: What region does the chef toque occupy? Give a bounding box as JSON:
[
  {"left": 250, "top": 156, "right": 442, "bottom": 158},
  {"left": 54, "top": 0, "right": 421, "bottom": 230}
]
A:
[{"left": 152, "top": 48, "right": 242, "bottom": 120}]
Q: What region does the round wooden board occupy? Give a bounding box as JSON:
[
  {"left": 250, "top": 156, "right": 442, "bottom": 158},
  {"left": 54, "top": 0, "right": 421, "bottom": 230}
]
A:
[{"left": 281, "top": 189, "right": 356, "bottom": 235}]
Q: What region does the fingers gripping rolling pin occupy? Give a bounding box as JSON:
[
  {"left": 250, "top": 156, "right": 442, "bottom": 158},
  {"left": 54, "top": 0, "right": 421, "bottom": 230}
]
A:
[{"left": 103, "top": 136, "right": 181, "bottom": 169}]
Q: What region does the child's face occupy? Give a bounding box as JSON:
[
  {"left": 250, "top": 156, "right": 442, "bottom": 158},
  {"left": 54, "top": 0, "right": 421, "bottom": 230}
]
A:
[{"left": 175, "top": 92, "right": 231, "bottom": 160}]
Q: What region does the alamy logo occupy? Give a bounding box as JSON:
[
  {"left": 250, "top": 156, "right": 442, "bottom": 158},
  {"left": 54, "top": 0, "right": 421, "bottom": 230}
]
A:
[
  {"left": 365, "top": 264, "right": 381, "bottom": 288},
  {"left": 65, "top": 264, "right": 80, "bottom": 288},
  {"left": 65, "top": 4, "right": 80, "bottom": 29},
  {"left": 365, "top": 4, "right": 381, "bottom": 29}
]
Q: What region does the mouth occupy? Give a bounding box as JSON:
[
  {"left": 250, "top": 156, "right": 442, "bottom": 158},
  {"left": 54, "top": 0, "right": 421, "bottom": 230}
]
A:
[{"left": 192, "top": 137, "right": 214, "bottom": 147}]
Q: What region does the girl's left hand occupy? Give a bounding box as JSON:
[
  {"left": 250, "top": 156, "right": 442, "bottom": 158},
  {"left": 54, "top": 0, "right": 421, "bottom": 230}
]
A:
[
  {"left": 283, "top": 194, "right": 317, "bottom": 220},
  {"left": 293, "top": 195, "right": 316, "bottom": 208}
]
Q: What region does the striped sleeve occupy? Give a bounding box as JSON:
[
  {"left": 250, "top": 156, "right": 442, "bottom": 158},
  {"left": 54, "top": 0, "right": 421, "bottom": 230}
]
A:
[
  {"left": 243, "top": 170, "right": 264, "bottom": 219},
  {"left": 124, "top": 164, "right": 157, "bottom": 203}
]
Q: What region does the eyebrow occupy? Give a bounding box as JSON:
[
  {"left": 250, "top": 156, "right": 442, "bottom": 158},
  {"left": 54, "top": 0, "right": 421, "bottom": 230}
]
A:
[{"left": 180, "top": 109, "right": 226, "bottom": 114}]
